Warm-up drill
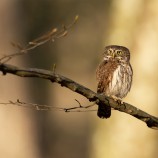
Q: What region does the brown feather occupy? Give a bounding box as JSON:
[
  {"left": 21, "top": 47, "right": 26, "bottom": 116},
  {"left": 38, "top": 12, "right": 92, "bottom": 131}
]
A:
[
  {"left": 96, "top": 60, "right": 118, "bottom": 94},
  {"left": 96, "top": 45, "right": 133, "bottom": 119},
  {"left": 96, "top": 60, "right": 118, "bottom": 118}
]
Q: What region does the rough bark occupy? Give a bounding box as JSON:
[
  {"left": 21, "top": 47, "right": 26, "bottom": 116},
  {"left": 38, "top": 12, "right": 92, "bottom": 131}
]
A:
[{"left": 0, "top": 63, "right": 158, "bottom": 129}]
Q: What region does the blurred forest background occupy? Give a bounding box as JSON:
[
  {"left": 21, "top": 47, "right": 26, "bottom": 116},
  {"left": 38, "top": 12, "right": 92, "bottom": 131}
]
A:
[{"left": 0, "top": 0, "right": 158, "bottom": 158}]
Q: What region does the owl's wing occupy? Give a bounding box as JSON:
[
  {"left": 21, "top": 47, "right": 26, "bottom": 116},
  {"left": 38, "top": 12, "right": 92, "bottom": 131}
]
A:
[
  {"left": 96, "top": 61, "right": 118, "bottom": 93},
  {"left": 96, "top": 61, "right": 114, "bottom": 119}
]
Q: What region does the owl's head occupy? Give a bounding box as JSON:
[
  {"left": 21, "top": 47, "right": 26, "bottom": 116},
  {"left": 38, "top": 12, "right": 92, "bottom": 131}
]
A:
[{"left": 103, "top": 45, "right": 130, "bottom": 63}]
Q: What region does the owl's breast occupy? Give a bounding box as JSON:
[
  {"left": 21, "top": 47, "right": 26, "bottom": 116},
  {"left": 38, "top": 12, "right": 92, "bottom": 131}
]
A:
[{"left": 107, "top": 64, "right": 133, "bottom": 98}]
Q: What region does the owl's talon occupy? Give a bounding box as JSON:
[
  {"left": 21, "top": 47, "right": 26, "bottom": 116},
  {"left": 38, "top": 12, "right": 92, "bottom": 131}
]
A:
[
  {"left": 111, "top": 95, "right": 123, "bottom": 104},
  {"left": 111, "top": 95, "right": 119, "bottom": 101},
  {"left": 118, "top": 99, "right": 124, "bottom": 105}
]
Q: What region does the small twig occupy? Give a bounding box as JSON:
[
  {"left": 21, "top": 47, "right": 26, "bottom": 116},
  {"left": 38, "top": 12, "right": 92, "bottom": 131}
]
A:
[
  {"left": 75, "top": 99, "right": 82, "bottom": 107},
  {"left": 52, "top": 63, "right": 56, "bottom": 74},
  {"left": 0, "top": 15, "right": 79, "bottom": 63},
  {"left": 0, "top": 99, "right": 97, "bottom": 113}
]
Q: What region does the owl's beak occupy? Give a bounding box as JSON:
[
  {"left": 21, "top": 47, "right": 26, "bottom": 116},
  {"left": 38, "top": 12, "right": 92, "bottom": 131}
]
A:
[{"left": 112, "top": 53, "right": 115, "bottom": 58}]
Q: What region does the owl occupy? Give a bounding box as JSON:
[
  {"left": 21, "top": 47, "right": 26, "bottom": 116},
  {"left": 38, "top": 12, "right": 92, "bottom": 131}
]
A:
[{"left": 96, "top": 45, "right": 133, "bottom": 118}]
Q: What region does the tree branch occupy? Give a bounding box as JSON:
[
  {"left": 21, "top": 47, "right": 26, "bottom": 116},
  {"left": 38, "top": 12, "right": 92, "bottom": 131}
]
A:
[
  {"left": 0, "top": 15, "right": 79, "bottom": 63},
  {"left": 0, "top": 63, "right": 158, "bottom": 129},
  {"left": 1, "top": 99, "right": 96, "bottom": 112}
]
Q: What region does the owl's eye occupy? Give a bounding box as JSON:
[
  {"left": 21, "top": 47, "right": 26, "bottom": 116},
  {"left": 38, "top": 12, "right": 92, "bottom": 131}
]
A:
[
  {"left": 107, "top": 49, "right": 113, "bottom": 55},
  {"left": 117, "top": 50, "right": 123, "bottom": 55}
]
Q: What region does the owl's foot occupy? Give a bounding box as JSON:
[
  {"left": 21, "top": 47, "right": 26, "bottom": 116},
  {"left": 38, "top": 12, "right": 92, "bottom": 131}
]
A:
[{"left": 111, "top": 95, "right": 123, "bottom": 104}]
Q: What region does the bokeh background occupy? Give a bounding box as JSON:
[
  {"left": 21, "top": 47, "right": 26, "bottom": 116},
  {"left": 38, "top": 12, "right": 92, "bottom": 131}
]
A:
[{"left": 0, "top": 0, "right": 158, "bottom": 158}]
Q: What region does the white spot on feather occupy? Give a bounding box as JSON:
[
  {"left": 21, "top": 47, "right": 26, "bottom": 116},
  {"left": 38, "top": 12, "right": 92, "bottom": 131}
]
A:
[
  {"left": 106, "top": 64, "right": 132, "bottom": 98},
  {"left": 111, "top": 65, "right": 122, "bottom": 90}
]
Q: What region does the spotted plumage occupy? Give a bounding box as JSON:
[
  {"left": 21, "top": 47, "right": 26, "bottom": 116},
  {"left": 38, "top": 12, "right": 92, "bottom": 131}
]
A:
[{"left": 96, "top": 45, "right": 133, "bottom": 118}]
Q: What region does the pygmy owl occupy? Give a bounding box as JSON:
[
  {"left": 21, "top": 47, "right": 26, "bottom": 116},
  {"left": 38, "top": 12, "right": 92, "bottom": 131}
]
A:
[{"left": 96, "top": 45, "right": 133, "bottom": 118}]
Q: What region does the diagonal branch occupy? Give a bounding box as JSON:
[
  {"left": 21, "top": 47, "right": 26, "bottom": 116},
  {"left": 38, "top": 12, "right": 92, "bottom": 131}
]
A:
[{"left": 0, "top": 63, "right": 158, "bottom": 130}]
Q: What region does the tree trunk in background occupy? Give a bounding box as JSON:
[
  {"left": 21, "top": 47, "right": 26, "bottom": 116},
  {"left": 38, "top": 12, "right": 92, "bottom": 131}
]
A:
[
  {"left": 91, "top": 1, "right": 158, "bottom": 158},
  {"left": 1, "top": 1, "right": 157, "bottom": 158},
  {"left": 0, "top": 1, "right": 39, "bottom": 158},
  {"left": 19, "top": 0, "right": 108, "bottom": 158}
]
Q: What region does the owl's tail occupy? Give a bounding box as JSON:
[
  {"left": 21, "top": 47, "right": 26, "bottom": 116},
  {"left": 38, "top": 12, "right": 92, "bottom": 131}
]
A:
[{"left": 97, "top": 103, "right": 111, "bottom": 119}]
